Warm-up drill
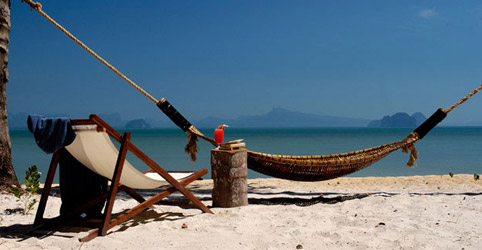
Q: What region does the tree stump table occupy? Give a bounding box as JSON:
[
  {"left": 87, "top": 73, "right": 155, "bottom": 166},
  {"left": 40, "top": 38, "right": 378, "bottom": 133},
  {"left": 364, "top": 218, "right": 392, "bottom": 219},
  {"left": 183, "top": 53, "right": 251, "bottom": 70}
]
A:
[{"left": 211, "top": 149, "right": 248, "bottom": 207}]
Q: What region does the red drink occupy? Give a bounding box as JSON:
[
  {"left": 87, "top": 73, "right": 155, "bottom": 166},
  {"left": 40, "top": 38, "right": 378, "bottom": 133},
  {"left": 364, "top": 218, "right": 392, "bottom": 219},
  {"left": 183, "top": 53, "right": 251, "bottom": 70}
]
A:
[{"left": 214, "top": 128, "right": 224, "bottom": 146}]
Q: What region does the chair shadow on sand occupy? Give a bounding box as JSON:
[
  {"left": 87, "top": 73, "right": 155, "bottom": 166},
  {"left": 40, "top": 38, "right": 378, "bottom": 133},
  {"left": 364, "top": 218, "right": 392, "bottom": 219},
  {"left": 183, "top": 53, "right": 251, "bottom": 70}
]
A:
[
  {"left": 1, "top": 183, "right": 199, "bottom": 240},
  {"left": 0, "top": 208, "right": 191, "bottom": 241}
]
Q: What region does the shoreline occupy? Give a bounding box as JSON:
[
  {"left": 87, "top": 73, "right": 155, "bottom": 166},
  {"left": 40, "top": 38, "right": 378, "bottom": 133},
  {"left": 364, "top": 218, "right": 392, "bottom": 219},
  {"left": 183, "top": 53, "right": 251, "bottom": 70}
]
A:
[
  {"left": 2, "top": 175, "right": 481, "bottom": 249},
  {"left": 27, "top": 174, "right": 481, "bottom": 195}
]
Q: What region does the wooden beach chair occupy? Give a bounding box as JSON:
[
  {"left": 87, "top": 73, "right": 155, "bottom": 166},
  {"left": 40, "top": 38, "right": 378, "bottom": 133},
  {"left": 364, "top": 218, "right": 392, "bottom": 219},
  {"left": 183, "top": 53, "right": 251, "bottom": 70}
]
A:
[{"left": 33, "top": 114, "right": 213, "bottom": 242}]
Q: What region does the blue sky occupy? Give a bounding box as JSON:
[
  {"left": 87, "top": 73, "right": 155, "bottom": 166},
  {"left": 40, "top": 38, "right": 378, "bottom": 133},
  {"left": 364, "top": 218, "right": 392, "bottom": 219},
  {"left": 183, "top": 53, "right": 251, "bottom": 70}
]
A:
[{"left": 7, "top": 1, "right": 482, "bottom": 125}]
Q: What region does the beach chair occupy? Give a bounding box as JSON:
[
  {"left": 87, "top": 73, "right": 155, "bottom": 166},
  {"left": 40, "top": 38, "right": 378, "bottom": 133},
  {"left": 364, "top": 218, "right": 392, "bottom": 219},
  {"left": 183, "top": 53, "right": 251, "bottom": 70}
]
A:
[{"left": 33, "top": 114, "right": 213, "bottom": 242}]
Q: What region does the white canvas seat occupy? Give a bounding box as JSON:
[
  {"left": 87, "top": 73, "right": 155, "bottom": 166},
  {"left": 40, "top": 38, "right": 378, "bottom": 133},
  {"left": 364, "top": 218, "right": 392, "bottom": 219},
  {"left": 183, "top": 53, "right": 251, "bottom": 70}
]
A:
[{"left": 66, "top": 125, "right": 191, "bottom": 189}]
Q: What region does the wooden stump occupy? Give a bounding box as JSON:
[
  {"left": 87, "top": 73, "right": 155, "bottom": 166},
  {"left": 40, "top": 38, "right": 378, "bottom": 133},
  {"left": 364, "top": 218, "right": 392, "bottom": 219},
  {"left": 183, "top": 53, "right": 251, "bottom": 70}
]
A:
[{"left": 211, "top": 149, "right": 248, "bottom": 207}]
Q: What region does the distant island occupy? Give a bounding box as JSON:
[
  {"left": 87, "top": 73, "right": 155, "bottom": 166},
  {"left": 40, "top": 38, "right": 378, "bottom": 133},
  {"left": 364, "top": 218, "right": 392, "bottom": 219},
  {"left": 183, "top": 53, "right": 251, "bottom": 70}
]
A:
[
  {"left": 367, "top": 112, "right": 426, "bottom": 128},
  {"left": 7, "top": 108, "right": 371, "bottom": 128},
  {"left": 125, "top": 119, "right": 151, "bottom": 129}
]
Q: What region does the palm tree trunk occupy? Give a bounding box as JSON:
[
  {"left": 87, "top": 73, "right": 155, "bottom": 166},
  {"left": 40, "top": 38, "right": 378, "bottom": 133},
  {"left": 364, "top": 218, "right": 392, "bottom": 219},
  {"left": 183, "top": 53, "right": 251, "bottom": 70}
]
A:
[{"left": 0, "top": 0, "right": 19, "bottom": 190}]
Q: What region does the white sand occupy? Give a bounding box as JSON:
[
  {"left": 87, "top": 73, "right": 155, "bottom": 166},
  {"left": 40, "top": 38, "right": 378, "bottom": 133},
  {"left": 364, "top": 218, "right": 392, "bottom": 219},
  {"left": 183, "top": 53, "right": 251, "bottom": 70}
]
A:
[{"left": 1, "top": 175, "right": 481, "bottom": 250}]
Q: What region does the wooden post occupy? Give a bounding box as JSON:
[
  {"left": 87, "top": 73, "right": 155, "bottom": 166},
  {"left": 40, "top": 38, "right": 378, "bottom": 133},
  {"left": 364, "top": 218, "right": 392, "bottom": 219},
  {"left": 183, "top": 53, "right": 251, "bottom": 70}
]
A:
[{"left": 211, "top": 149, "right": 248, "bottom": 207}]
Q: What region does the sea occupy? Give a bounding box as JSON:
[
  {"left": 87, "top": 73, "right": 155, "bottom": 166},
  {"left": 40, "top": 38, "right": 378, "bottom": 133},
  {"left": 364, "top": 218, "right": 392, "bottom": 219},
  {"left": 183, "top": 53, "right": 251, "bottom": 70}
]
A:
[{"left": 10, "top": 127, "right": 482, "bottom": 184}]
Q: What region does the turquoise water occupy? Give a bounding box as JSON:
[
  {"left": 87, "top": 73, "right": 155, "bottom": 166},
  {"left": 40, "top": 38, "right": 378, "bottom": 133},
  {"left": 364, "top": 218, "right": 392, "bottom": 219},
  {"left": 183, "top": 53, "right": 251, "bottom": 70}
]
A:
[{"left": 10, "top": 127, "right": 482, "bottom": 184}]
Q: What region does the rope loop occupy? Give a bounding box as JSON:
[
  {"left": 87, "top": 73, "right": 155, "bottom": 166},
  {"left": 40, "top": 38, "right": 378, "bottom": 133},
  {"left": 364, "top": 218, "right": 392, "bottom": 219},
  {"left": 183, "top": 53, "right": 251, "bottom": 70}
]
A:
[{"left": 22, "top": 0, "right": 42, "bottom": 11}]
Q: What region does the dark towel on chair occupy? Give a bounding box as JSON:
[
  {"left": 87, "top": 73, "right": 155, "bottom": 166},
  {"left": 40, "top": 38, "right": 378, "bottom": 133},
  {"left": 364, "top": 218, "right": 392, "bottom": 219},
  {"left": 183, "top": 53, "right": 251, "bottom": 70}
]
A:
[
  {"left": 59, "top": 149, "right": 108, "bottom": 218},
  {"left": 27, "top": 115, "right": 76, "bottom": 154}
]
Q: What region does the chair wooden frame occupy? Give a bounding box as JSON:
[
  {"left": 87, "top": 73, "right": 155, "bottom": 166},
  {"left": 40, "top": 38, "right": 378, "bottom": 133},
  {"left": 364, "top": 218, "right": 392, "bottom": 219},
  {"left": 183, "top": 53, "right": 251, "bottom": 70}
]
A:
[{"left": 33, "top": 114, "right": 213, "bottom": 242}]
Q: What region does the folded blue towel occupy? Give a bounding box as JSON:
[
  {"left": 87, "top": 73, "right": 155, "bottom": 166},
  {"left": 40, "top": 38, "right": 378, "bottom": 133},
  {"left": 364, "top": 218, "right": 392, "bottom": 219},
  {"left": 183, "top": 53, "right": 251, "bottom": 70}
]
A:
[{"left": 27, "top": 115, "right": 76, "bottom": 154}]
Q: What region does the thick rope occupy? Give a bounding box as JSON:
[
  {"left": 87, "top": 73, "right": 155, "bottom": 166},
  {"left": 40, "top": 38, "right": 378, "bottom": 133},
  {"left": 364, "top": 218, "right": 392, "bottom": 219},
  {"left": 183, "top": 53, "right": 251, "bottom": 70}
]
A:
[
  {"left": 22, "top": 0, "right": 217, "bottom": 157},
  {"left": 443, "top": 84, "right": 482, "bottom": 114}
]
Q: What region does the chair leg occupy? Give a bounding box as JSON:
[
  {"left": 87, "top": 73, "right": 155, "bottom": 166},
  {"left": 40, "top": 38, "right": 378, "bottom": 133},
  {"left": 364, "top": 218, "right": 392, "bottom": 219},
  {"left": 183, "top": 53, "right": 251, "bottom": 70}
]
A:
[
  {"left": 99, "top": 132, "right": 131, "bottom": 237},
  {"left": 34, "top": 151, "right": 60, "bottom": 226}
]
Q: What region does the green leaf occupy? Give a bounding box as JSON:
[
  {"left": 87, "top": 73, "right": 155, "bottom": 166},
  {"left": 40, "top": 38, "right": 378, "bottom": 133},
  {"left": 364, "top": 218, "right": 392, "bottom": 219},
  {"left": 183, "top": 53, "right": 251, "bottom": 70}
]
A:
[{"left": 15, "top": 165, "right": 42, "bottom": 215}]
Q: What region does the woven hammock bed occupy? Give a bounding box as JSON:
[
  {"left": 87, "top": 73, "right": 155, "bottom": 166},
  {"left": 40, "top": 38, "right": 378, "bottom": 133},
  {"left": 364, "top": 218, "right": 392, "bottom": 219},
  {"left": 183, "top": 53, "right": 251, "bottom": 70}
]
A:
[
  {"left": 24, "top": 0, "right": 482, "bottom": 182},
  {"left": 247, "top": 133, "right": 420, "bottom": 181}
]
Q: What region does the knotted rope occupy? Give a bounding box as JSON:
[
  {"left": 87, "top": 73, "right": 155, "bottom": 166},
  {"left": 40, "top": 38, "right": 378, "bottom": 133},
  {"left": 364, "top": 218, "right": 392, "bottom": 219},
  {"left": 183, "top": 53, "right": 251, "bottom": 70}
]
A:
[
  {"left": 400, "top": 132, "right": 419, "bottom": 168},
  {"left": 402, "top": 144, "right": 419, "bottom": 168}
]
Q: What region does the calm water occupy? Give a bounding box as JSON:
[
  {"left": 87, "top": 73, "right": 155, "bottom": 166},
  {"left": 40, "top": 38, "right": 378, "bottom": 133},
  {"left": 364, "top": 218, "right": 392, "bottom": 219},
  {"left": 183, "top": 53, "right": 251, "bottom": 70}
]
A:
[{"left": 10, "top": 127, "right": 482, "bottom": 184}]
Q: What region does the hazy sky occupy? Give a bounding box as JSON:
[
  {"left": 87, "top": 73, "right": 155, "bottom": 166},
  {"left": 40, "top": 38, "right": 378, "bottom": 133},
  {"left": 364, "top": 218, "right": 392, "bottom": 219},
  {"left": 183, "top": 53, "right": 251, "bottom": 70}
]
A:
[{"left": 7, "top": 1, "right": 482, "bottom": 125}]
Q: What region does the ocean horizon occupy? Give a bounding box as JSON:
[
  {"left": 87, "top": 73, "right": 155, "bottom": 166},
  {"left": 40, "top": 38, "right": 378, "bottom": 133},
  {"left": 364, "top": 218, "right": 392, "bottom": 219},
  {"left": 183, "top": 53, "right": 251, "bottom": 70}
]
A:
[{"left": 10, "top": 127, "right": 482, "bottom": 184}]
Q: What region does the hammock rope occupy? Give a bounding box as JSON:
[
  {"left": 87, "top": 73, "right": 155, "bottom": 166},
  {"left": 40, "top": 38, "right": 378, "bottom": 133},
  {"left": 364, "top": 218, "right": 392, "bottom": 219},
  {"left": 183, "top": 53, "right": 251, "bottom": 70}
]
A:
[
  {"left": 443, "top": 84, "right": 482, "bottom": 114},
  {"left": 22, "top": 0, "right": 482, "bottom": 181},
  {"left": 22, "top": 0, "right": 218, "bottom": 161}
]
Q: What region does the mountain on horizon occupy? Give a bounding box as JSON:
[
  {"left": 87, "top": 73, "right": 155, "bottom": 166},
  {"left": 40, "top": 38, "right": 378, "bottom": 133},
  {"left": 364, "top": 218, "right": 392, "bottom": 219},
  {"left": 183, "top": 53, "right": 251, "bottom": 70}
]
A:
[
  {"left": 196, "top": 107, "right": 369, "bottom": 128},
  {"left": 368, "top": 112, "right": 426, "bottom": 128},
  {"left": 9, "top": 109, "right": 481, "bottom": 129}
]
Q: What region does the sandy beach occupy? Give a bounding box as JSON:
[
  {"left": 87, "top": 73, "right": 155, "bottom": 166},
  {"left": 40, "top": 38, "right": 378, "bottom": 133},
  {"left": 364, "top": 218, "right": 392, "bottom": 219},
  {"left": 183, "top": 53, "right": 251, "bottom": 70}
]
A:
[{"left": 1, "top": 174, "right": 481, "bottom": 250}]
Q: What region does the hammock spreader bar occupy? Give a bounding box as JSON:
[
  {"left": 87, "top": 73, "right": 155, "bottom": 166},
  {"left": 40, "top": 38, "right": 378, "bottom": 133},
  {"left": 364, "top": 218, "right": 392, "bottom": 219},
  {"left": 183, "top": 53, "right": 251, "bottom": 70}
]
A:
[
  {"left": 157, "top": 99, "right": 220, "bottom": 161},
  {"left": 414, "top": 108, "right": 447, "bottom": 139},
  {"left": 157, "top": 100, "right": 192, "bottom": 132}
]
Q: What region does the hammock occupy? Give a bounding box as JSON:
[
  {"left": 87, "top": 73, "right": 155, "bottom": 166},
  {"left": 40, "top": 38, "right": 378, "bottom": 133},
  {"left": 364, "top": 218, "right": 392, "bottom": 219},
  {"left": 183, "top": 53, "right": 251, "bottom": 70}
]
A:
[
  {"left": 247, "top": 105, "right": 452, "bottom": 181},
  {"left": 247, "top": 133, "right": 418, "bottom": 181},
  {"left": 246, "top": 86, "right": 482, "bottom": 181},
  {"left": 23, "top": 0, "right": 482, "bottom": 182}
]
